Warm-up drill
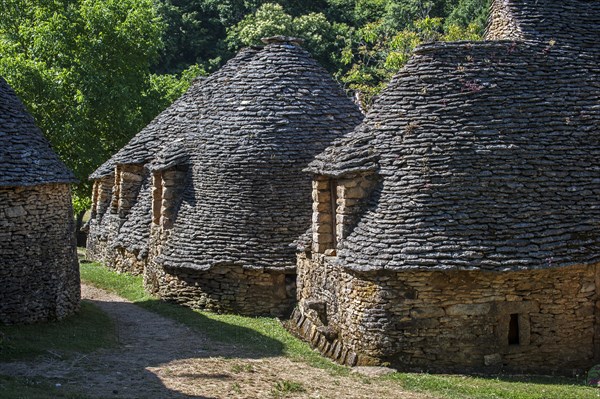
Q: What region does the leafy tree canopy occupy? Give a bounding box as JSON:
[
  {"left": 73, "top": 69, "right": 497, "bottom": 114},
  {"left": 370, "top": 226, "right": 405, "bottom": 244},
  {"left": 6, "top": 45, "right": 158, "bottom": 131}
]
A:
[{"left": 0, "top": 0, "right": 199, "bottom": 211}]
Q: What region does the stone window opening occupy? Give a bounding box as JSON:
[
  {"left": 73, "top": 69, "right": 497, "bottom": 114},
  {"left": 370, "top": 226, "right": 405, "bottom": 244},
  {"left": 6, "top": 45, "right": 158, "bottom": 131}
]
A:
[
  {"left": 110, "top": 166, "right": 122, "bottom": 214},
  {"left": 90, "top": 181, "right": 100, "bottom": 219},
  {"left": 152, "top": 171, "right": 163, "bottom": 226},
  {"left": 92, "top": 175, "right": 114, "bottom": 220},
  {"left": 496, "top": 302, "right": 537, "bottom": 349},
  {"left": 113, "top": 164, "right": 144, "bottom": 218},
  {"left": 151, "top": 166, "right": 187, "bottom": 229},
  {"left": 508, "top": 313, "right": 520, "bottom": 345},
  {"left": 285, "top": 273, "right": 297, "bottom": 298},
  {"left": 312, "top": 173, "right": 378, "bottom": 255},
  {"left": 312, "top": 176, "right": 337, "bottom": 254}
]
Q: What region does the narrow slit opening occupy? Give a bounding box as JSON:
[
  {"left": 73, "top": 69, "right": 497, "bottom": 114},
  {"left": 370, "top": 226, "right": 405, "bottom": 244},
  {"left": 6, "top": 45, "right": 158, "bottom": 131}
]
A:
[
  {"left": 330, "top": 179, "right": 337, "bottom": 249},
  {"left": 508, "top": 313, "right": 520, "bottom": 345}
]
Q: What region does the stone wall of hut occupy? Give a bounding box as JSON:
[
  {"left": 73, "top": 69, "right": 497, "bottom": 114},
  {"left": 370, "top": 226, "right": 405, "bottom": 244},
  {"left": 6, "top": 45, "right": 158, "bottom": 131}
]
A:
[
  {"left": 0, "top": 184, "right": 80, "bottom": 324},
  {"left": 86, "top": 174, "right": 115, "bottom": 263},
  {"left": 291, "top": 253, "right": 599, "bottom": 374},
  {"left": 144, "top": 263, "right": 296, "bottom": 316},
  {"left": 87, "top": 164, "right": 150, "bottom": 274},
  {"left": 141, "top": 164, "right": 296, "bottom": 316}
]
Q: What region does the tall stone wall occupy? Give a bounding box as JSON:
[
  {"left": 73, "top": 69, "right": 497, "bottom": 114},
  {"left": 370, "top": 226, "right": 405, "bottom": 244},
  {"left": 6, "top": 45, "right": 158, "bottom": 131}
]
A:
[
  {"left": 291, "top": 252, "right": 599, "bottom": 374},
  {"left": 0, "top": 184, "right": 80, "bottom": 324}
]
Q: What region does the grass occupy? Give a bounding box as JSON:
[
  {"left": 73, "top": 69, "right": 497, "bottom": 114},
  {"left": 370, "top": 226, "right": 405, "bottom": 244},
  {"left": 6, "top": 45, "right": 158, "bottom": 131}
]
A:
[
  {"left": 0, "top": 301, "right": 116, "bottom": 361},
  {"left": 79, "top": 261, "right": 600, "bottom": 399},
  {"left": 387, "top": 373, "right": 600, "bottom": 399},
  {"left": 272, "top": 379, "right": 306, "bottom": 397}
]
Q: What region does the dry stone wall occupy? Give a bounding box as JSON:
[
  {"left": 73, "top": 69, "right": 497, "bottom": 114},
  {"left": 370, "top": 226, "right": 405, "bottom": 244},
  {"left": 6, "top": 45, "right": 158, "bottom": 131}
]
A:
[
  {"left": 145, "top": 263, "right": 296, "bottom": 316},
  {"left": 292, "top": 252, "right": 599, "bottom": 374},
  {"left": 0, "top": 184, "right": 80, "bottom": 324}
]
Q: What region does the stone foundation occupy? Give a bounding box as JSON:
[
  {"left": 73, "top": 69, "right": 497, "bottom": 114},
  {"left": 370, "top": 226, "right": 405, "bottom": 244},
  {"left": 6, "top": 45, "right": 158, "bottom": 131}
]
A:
[
  {"left": 291, "top": 251, "right": 600, "bottom": 374},
  {"left": 144, "top": 261, "right": 296, "bottom": 317},
  {"left": 112, "top": 247, "right": 147, "bottom": 275},
  {"left": 0, "top": 184, "right": 80, "bottom": 324}
]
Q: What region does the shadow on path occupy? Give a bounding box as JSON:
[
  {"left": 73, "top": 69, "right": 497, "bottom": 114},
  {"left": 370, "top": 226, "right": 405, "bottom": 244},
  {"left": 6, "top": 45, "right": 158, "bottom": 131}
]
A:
[{"left": 0, "top": 284, "right": 284, "bottom": 398}]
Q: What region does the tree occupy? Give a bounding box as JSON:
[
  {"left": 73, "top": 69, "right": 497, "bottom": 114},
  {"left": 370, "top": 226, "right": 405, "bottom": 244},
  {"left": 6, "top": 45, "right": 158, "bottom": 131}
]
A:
[
  {"left": 0, "top": 0, "right": 195, "bottom": 214},
  {"left": 226, "top": 3, "right": 345, "bottom": 71}
]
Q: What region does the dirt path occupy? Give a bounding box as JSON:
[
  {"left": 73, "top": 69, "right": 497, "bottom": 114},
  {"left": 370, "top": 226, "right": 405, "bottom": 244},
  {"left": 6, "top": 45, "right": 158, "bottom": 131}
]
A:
[{"left": 0, "top": 284, "right": 434, "bottom": 399}]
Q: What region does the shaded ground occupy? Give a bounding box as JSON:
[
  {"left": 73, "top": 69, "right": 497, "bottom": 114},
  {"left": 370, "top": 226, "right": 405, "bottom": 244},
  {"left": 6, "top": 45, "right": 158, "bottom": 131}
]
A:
[{"left": 0, "top": 284, "right": 433, "bottom": 399}]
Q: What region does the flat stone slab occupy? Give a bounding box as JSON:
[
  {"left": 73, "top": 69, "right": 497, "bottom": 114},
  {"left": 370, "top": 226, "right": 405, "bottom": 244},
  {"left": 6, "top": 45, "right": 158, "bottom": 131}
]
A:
[{"left": 351, "top": 366, "right": 397, "bottom": 377}]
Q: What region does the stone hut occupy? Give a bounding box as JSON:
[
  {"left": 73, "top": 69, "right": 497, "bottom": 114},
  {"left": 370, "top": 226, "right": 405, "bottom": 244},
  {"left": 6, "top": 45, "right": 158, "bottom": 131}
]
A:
[
  {"left": 142, "top": 37, "right": 363, "bottom": 316},
  {"left": 290, "top": 0, "right": 600, "bottom": 374},
  {"left": 0, "top": 77, "right": 80, "bottom": 324},
  {"left": 86, "top": 47, "right": 260, "bottom": 274}
]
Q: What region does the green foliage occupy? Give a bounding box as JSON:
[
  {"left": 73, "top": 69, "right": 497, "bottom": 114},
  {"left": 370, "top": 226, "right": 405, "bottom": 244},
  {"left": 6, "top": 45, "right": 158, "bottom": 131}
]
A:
[
  {"left": 226, "top": 3, "right": 343, "bottom": 70},
  {"left": 0, "top": 301, "right": 116, "bottom": 361},
  {"left": 72, "top": 192, "right": 92, "bottom": 216},
  {"left": 0, "top": 0, "right": 191, "bottom": 200},
  {"left": 445, "top": 0, "right": 491, "bottom": 34}
]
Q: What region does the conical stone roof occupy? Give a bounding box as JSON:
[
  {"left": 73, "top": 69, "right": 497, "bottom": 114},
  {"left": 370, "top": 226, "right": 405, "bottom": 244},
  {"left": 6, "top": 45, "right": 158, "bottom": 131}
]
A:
[
  {"left": 91, "top": 48, "right": 262, "bottom": 258},
  {"left": 90, "top": 47, "right": 261, "bottom": 179},
  {"left": 151, "top": 38, "right": 363, "bottom": 271},
  {"left": 0, "top": 77, "right": 75, "bottom": 186},
  {"left": 306, "top": 1, "right": 600, "bottom": 272}
]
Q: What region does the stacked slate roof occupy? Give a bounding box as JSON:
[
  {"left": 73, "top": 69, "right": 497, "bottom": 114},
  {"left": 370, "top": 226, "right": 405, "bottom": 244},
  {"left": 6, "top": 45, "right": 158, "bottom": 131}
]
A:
[
  {"left": 486, "top": 0, "right": 600, "bottom": 52},
  {"left": 0, "top": 77, "right": 75, "bottom": 186},
  {"left": 306, "top": 0, "right": 600, "bottom": 272},
  {"left": 90, "top": 47, "right": 261, "bottom": 256},
  {"left": 149, "top": 37, "right": 363, "bottom": 271},
  {"left": 90, "top": 47, "right": 261, "bottom": 180}
]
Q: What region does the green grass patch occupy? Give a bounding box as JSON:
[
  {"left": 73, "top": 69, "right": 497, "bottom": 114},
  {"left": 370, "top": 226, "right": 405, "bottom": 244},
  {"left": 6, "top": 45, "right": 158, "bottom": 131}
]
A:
[
  {"left": 0, "top": 301, "right": 116, "bottom": 361},
  {"left": 272, "top": 379, "right": 305, "bottom": 397},
  {"left": 387, "top": 369, "right": 598, "bottom": 399}
]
